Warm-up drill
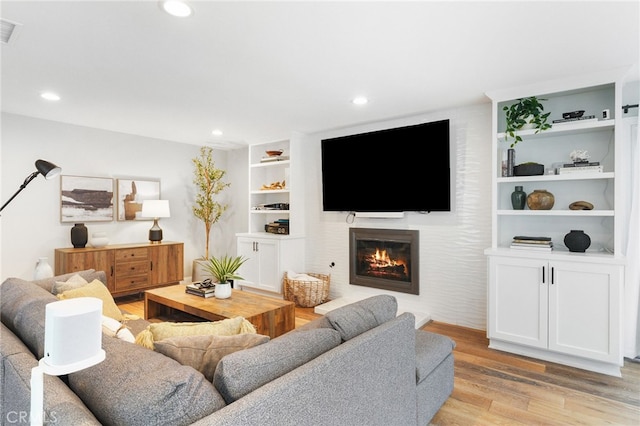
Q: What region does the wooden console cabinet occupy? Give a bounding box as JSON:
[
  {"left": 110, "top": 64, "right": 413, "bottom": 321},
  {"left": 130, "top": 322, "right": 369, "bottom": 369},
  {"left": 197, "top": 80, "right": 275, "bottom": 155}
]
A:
[{"left": 55, "top": 242, "right": 184, "bottom": 297}]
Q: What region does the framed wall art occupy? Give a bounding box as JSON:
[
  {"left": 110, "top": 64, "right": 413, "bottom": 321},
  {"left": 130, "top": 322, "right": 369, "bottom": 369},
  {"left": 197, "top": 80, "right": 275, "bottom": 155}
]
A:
[
  {"left": 116, "top": 178, "right": 160, "bottom": 221},
  {"left": 60, "top": 175, "right": 114, "bottom": 222}
]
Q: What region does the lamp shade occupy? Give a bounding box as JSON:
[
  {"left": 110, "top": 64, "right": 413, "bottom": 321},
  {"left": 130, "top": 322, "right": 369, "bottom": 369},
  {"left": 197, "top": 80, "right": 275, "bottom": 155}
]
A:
[
  {"left": 141, "top": 200, "right": 171, "bottom": 219},
  {"left": 35, "top": 159, "right": 62, "bottom": 180}
]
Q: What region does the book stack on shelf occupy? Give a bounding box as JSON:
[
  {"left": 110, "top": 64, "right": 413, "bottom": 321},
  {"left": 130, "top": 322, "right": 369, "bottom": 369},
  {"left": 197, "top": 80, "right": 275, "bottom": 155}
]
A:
[
  {"left": 265, "top": 218, "right": 289, "bottom": 235},
  {"left": 552, "top": 115, "right": 597, "bottom": 126},
  {"left": 185, "top": 281, "right": 215, "bottom": 298},
  {"left": 557, "top": 161, "right": 603, "bottom": 175},
  {"left": 260, "top": 155, "right": 290, "bottom": 163},
  {"left": 510, "top": 236, "right": 553, "bottom": 251}
]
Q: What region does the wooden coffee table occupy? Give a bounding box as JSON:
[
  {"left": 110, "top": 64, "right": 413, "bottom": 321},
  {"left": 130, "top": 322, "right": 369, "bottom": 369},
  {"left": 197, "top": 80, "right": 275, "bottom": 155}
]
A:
[{"left": 144, "top": 284, "right": 295, "bottom": 338}]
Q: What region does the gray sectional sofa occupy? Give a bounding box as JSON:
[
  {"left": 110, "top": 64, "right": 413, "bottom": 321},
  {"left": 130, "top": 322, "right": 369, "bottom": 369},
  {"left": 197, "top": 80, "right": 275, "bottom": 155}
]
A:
[{"left": 1, "top": 270, "right": 455, "bottom": 426}]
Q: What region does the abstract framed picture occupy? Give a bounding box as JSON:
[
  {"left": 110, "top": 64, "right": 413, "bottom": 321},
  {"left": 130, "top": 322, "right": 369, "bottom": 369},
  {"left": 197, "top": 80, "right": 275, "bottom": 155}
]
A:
[
  {"left": 60, "top": 175, "right": 114, "bottom": 222},
  {"left": 116, "top": 178, "right": 160, "bottom": 221}
]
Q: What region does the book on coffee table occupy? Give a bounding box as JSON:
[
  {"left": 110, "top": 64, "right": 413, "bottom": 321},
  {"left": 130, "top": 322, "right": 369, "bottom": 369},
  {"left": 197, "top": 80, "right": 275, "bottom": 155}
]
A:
[
  {"left": 185, "top": 282, "right": 215, "bottom": 297},
  {"left": 185, "top": 288, "right": 215, "bottom": 298}
]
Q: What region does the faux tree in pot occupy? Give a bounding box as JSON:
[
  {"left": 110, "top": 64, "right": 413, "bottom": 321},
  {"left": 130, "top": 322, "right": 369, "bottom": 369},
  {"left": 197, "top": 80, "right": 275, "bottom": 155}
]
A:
[
  {"left": 192, "top": 146, "right": 231, "bottom": 280},
  {"left": 203, "top": 255, "right": 248, "bottom": 299},
  {"left": 503, "top": 96, "right": 551, "bottom": 148}
]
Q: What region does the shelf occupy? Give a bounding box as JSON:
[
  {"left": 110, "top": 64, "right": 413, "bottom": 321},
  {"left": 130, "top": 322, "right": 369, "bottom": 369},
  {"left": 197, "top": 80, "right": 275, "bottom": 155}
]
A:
[
  {"left": 497, "top": 172, "right": 614, "bottom": 183},
  {"left": 250, "top": 210, "right": 290, "bottom": 214},
  {"left": 251, "top": 189, "right": 289, "bottom": 195},
  {"left": 484, "top": 247, "right": 623, "bottom": 263},
  {"left": 251, "top": 160, "right": 290, "bottom": 168},
  {"left": 497, "top": 209, "right": 614, "bottom": 216},
  {"left": 497, "top": 119, "right": 614, "bottom": 142}
]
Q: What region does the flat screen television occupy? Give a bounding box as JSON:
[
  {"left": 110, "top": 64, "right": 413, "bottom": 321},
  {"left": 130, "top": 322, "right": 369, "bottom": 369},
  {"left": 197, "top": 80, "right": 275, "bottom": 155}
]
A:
[{"left": 321, "top": 119, "right": 450, "bottom": 213}]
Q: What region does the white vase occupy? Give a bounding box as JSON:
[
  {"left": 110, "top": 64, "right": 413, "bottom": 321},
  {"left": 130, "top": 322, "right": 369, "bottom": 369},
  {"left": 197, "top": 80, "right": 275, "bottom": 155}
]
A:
[
  {"left": 215, "top": 282, "right": 232, "bottom": 299},
  {"left": 34, "top": 257, "right": 54, "bottom": 280},
  {"left": 90, "top": 232, "right": 109, "bottom": 248}
]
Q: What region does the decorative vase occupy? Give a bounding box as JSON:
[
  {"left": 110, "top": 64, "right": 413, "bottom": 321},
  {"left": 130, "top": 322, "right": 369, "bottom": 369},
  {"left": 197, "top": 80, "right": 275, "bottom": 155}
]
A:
[
  {"left": 526, "top": 189, "right": 555, "bottom": 210},
  {"left": 215, "top": 282, "right": 232, "bottom": 299},
  {"left": 34, "top": 257, "right": 54, "bottom": 280},
  {"left": 564, "top": 230, "right": 591, "bottom": 253},
  {"left": 90, "top": 232, "right": 109, "bottom": 248},
  {"left": 71, "top": 223, "right": 88, "bottom": 248},
  {"left": 511, "top": 186, "right": 526, "bottom": 210}
]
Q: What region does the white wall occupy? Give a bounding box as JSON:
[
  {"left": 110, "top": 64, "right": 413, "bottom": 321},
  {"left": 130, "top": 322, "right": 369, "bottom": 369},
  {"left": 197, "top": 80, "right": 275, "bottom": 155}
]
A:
[
  {"left": 1, "top": 104, "right": 492, "bottom": 331},
  {"left": 0, "top": 113, "right": 241, "bottom": 281},
  {"left": 302, "top": 104, "right": 492, "bottom": 330}
]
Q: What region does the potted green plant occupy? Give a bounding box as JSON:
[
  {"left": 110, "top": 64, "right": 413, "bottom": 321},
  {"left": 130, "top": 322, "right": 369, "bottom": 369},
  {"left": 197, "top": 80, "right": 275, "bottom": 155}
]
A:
[
  {"left": 192, "top": 146, "right": 231, "bottom": 280},
  {"left": 203, "top": 255, "right": 248, "bottom": 299},
  {"left": 503, "top": 96, "right": 552, "bottom": 148}
]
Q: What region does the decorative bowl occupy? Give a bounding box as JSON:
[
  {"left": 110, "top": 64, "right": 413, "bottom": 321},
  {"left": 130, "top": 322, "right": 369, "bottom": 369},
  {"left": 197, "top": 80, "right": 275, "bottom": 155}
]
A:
[{"left": 266, "top": 150, "right": 283, "bottom": 157}]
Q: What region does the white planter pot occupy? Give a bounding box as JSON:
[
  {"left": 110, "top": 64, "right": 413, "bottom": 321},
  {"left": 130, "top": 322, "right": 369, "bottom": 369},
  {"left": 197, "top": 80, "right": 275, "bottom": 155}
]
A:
[{"left": 215, "top": 282, "right": 232, "bottom": 299}]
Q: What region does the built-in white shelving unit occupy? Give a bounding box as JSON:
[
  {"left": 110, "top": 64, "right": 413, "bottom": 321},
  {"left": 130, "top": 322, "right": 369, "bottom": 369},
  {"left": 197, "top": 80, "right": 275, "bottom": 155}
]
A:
[{"left": 484, "top": 68, "right": 631, "bottom": 376}]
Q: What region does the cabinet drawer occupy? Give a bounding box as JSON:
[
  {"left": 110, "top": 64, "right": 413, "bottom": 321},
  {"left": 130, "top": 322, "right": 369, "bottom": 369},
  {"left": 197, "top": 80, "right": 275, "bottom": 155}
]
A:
[
  {"left": 115, "top": 274, "right": 149, "bottom": 291},
  {"left": 115, "top": 260, "right": 149, "bottom": 277},
  {"left": 115, "top": 248, "right": 148, "bottom": 262}
]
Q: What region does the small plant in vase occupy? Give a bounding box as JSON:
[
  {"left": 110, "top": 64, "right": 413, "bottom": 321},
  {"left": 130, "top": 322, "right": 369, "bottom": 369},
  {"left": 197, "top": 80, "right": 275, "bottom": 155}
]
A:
[
  {"left": 503, "top": 96, "right": 552, "bottom": 148},
  {"left": 203, "top": 255, "right": 248, "bottom": 299}
]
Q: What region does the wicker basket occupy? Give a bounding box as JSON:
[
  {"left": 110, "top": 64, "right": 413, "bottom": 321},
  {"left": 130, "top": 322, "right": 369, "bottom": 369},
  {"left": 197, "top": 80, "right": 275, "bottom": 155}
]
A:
[{"left": 283, "top": 272, "right": 330, "bottom": 308}]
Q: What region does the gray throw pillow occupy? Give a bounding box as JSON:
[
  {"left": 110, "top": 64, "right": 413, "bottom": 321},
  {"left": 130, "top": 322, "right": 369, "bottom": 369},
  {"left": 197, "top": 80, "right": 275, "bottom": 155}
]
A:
[
  {"left": 68, "top": 335, "right": 225, "bottom": 426},
  {"left": 325, "top": 295, "right": 398, "bottom": 341},
  {"left": 213, "top": 328, "right": 341, "bottom": 403}
]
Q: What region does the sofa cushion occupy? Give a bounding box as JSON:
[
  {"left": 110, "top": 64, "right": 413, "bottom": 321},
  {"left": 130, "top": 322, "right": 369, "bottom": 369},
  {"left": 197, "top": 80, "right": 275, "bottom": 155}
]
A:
[
  {"left": 325, "top": 295, "right": 398, "bottom": 341},
  {"left": 415, "top": 330, "right": 456, "bottom": 384},
  {"left": 0, "top": 278, "right": 57, "bottom": 358},
  {"left": 57, "top": 279, "right": 124, "bottom": 321},
  {"left": 68, "top": 334, "right": 226, "bottom": 426},
  {"left": 135, "top": 317, "right": 257, "bottom": 350},
  {"left": 52, "top": 273, "right": 89, "bottom": 295},
  {"left": 155, "top": 333, "right": 270, "bottom": 381},
  {"left": 213, "top": 328, "right": 341, "bottom": 403},
  {"left": 33, "top": 269, "right": 103, "bottom": 293}
]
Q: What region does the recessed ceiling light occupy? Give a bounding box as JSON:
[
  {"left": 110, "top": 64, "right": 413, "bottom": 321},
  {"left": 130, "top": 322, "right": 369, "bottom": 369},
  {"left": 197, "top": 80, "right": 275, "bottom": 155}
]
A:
[
  {"left": 160, "top": 1, "right": 193, "bottom": 18},
  {"left": 352, "top": 96, "right": 368, "bottom": 106},
  {"left": 211, "top": 129, "right": 223, "bottom": 136},
  {"left": 40, "top": 92, "right": 61, "bottom": 101}
]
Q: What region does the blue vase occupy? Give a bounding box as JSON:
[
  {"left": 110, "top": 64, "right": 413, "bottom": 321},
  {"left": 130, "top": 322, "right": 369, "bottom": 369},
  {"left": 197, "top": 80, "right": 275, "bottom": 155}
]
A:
[{"left": 511, "top": 186, "right": 526, "bottom": 210}]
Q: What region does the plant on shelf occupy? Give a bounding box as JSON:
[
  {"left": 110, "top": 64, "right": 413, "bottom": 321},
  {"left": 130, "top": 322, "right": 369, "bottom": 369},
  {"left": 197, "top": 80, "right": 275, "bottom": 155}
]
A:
[
  {"left": 503, "top": 96, "right": 552, "bottom": 148},
  {"left": 204, "top": 255, "right": 248, "bottom": 284},
  {"left": 192, "top": 146, "right": 231, "bottom": 260}
]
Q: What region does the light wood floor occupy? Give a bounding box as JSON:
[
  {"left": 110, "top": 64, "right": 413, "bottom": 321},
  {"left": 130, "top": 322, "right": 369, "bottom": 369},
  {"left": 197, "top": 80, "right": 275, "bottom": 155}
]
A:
[{"left": 117, "top": 296, "right": 640, "bottom": 425}]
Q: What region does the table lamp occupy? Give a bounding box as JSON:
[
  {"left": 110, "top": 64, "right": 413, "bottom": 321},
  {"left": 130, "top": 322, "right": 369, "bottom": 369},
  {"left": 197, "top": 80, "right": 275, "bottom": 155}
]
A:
[{"left": 141, "top": 200, "right": 171, "bottom": 243}]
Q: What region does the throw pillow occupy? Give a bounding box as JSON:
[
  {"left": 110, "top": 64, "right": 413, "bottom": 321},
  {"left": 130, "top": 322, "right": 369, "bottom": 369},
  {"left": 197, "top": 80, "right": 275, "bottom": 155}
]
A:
[
  {"left": 68, "top": 334, "right": 225, "bottom": 426},
  {"left": 325, "top": 295, "right": 398, "bottom": 341},
  {"left": 213, "top": 328, "right": 341, "bottom": 403},
  {"left": 135, "top": 316, "right": 257, "bottom": 350},
  {"left": 57, "top": 279, "right": 123, "bottom": 321},
  {"left": 155, "top": 334, "right": 270, "bottom": 381},
  {"left": 52, "top": 273, "right": 88, "bottom": 295},
  {"left": 101, "top": 315, "right": 135, "bottom": 343}
]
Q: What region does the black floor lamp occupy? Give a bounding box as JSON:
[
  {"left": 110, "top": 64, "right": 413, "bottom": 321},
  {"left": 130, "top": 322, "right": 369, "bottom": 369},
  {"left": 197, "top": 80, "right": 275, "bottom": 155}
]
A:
[{"left": 0, "top": 159, "right": 62, "bottom": 212}]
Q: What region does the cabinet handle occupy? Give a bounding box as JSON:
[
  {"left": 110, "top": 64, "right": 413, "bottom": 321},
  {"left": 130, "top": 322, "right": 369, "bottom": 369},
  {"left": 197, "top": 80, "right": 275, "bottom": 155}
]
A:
[
  {"left": 110, "top": 266, "right": 114, "bottom": 276},
  {"left": 551, "top": 267, "right": 555, "bottom": 285},
  {"left": 150, "top": 261, "right": 153, "bottom": 271},
  {"left": 542, "top": 266, "right": 545, "bottom": 284}
]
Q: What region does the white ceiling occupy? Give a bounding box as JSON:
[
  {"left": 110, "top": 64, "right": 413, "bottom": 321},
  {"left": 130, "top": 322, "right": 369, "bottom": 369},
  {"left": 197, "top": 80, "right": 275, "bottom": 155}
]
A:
[{"left": 1, "top": 1, "right": 638, "bottom": 148}]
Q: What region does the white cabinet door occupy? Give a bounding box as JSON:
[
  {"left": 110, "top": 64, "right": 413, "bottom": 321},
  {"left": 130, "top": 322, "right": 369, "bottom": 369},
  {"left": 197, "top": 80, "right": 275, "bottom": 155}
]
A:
[
  {"left": 236, "top": 236, "right": 280, "bottom": 293},
  {"left": 549, "top": 261, "right": 622, "bottom": 362},
  {"left": 237, "top": 237, "right": 260, "bottom": 287},
  {"left": 489, "top": 256, "right": 548, "bottom": 349}
]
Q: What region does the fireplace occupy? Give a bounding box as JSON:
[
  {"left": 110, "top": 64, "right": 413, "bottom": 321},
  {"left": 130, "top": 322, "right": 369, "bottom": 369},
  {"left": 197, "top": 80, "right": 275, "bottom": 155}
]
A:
[{"left": 349, "top": 228, "right": 419, "bottom": 295}]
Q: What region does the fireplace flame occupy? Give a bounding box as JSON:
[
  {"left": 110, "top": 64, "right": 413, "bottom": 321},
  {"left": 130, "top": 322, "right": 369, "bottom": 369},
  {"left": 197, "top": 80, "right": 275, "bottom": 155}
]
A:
[{"left": 368, "top": 248, "right": 405, "bottom": 271}]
